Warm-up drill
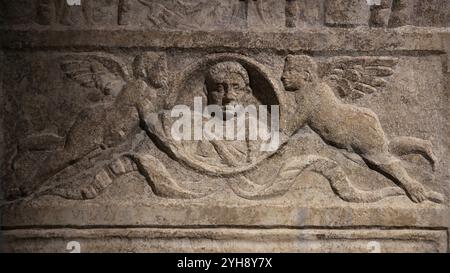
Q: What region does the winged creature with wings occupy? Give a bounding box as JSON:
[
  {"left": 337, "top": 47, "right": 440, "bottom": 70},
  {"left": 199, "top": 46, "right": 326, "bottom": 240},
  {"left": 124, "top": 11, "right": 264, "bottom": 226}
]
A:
[
  {"left": 5, "top": 52, "right": 169, "bottom": 199},
  {"left": 280, "top": 55, "right": 442, "bottom": 203},
  {"left": 4, "top": 53, "right": 444, "bottom": 204}
]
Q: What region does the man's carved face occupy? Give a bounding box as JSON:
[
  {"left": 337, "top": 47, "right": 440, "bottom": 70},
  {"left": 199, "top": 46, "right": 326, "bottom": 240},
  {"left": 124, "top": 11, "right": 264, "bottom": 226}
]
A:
[
  {"left": 206, "top": 62, "right": 251, "bottom": 108},
  {"left": 208, "top": 72, "right": 248, "bottom": 107}
]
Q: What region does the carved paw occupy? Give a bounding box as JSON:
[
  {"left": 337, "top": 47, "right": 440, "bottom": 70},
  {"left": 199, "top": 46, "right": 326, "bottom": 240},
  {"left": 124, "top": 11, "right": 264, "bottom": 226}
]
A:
[{"left": 404, "top": 182, "right": 427, "bottom": 203}]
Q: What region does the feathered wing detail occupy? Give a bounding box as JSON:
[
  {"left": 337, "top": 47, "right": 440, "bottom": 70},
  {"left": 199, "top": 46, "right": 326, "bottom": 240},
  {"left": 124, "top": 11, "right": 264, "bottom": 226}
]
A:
[
  {"left": 320, "top": 56, "right": 398, "bottom": 101},
  {"left": 60, "top": 53, "right": 131, "bottom": 93}
]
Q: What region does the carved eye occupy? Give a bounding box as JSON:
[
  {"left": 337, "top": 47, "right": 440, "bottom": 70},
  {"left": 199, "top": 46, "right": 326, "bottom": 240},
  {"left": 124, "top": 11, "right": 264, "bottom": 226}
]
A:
[
  {"left": 216, "top": 84, "right": 224, "bottom": 92},
  {"left": 233, "top": 84, "right": 240, "bottom": 90}
]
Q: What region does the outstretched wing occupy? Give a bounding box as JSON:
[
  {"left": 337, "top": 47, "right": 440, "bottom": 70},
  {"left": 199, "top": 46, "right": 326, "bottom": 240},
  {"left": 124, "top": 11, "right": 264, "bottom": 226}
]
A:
[
  {"left": 320, "top": 56, "right": 398, "bottom": 101},
  {"left": 60, "top": 53, "right": 131, "bottom": 94}
]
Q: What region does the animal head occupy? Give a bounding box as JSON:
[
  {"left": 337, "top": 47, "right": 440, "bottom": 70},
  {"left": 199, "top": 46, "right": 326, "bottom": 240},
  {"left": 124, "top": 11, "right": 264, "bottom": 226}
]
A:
[{"left": 282, "top": 55, "right": 319, "bottom": 91}]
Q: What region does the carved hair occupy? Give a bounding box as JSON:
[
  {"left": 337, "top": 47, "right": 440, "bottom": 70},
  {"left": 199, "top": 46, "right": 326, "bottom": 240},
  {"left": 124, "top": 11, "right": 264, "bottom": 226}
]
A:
[
  {"left": 285, "top": 55, "right": 318, "bottom": 76},
  {"left": 206, "top": 61, "right": 250, "bottom": 88},
  {"left": 133, "top": 52, "right": 168, "bottom": 88}
]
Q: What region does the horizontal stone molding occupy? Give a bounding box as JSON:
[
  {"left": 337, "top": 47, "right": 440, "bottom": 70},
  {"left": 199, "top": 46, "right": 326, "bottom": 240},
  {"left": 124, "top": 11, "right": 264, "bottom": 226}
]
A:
[
  {"left": 3, "top": 201, "right": 449, "bottom": 229},
  {"left": 0, "top": 28, "right": 449, "bottom": 53},
  {"left": 2, "top": 228, "right": 447, "bottom": 253}
]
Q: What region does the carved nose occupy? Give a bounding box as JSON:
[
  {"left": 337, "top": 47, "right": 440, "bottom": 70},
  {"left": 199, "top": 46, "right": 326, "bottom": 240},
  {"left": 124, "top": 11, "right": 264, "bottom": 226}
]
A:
[
  {"left": 224, "top": 88, "right": 237, "bottom": 99},
  {"left": 223, "top": 96, "right": 235, "bottom": 105}
]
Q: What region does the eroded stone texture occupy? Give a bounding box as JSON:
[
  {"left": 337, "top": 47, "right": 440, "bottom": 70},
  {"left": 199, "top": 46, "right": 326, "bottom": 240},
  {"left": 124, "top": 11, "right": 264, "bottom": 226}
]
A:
[{"left": 0, "top": 0, "right": 449, "bottom": 253}]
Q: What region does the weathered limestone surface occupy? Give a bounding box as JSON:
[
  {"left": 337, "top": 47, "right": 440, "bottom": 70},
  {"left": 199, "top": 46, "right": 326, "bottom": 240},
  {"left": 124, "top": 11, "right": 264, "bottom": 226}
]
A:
[{"left": 0, "top": 0, "right": 449, "bottom": 253}]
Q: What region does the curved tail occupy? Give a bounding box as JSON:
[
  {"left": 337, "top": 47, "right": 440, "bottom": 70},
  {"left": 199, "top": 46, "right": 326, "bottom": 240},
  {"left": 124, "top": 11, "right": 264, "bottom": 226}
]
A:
[{"left": 229, "top": 155, "right": 404, "bottom": 203}]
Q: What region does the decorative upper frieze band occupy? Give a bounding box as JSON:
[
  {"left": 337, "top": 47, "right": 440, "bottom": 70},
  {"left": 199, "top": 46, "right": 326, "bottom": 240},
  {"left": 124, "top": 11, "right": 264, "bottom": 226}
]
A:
[{"left": 1, "top": 0, "right": 448, "bottom": 30}]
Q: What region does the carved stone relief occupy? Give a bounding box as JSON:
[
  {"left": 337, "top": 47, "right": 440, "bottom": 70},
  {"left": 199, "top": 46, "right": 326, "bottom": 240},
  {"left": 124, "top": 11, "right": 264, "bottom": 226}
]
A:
[
  {"left": 0, "top": 0, "right": 449, "bottom": 253},
  {"left": 1, "top": 0, "right": 447, "bottom": 29}
]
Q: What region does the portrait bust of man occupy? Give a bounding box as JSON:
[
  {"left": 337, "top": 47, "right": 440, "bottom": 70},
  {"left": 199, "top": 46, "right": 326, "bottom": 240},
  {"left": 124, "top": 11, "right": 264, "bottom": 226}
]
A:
[
  {"left": 146, "top": 60, "right": 275, "bottom": 172},
  {"left": 192, "top": 61, "right": 262, "bottom": 166}
]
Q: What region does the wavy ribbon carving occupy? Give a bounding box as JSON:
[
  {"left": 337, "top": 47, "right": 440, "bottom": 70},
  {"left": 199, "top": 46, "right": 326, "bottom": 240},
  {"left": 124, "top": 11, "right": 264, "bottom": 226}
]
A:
[{"left": 229, "top": 155, "right": 405, "bottom": 202}]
